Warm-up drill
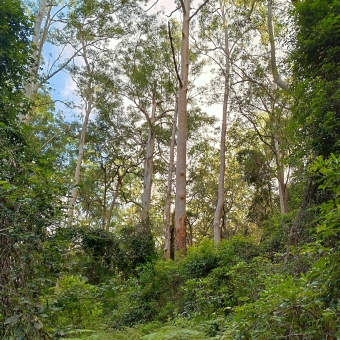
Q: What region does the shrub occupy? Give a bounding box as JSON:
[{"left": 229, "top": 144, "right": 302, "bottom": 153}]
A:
[
  {"left": 43, "top": 275, "right": 103, "bottom": 336},
  {"left": 228, "top": 272, "right": 340, "bottom": 339}
]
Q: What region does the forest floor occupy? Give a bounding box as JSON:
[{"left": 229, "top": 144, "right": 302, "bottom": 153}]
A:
[{"left": 64, "top": 318, "right": 228, "bottom": 340}]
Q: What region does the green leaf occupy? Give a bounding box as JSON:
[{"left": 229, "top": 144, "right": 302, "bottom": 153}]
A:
[{"left": 4, "top": 314, "right": 19, "bottom": 325}]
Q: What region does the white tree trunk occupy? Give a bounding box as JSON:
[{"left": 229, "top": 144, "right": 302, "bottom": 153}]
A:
[
  {"left": 273, "top": 135, "right": 288, "bottom": 214},
  {"left": 267, "top": 0, "right": 289, "bottom": 92},
  {"left": 25, "top": 0, "right": 48, "bottom": 100},
  {"left": 67, "top": 99, "right": 92, "bottom": 225},
  {"left": 67, "top": 35, "right": 93, "bottom": 225},
  {"left": 213, "top": 0, "right": 231, "bottom": 245},
  {"left": 175, "top": 0, "right": 190, "bottom": 254},
  {"left": 164, "top": 97, "right": 178, "bottom": 259},
  {"left": 141, "top": 92, "right": 157, "bottom": 224},
  {"left": 267, "top": 0, "right": 289, "bottom": 212}
]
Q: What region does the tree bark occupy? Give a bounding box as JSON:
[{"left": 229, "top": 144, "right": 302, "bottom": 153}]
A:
[
  {"left": 141, "top": 90, "right": 157, "bottom": 224},
  {"left": 273, "top": 135, "right": 288, "bottom": 213},
  {"left": 267, "top": 0, "right": 289, "bottom": 92},
  {"left": 105, "top": 180, "right": 121, "bottom": 230},
  {"left": 25, "top": 0, "right": 48, "bottom": 99},
  {"left": 213, "top": 0, "right": 231, "bottom": 245},
  {"left": 67, "top": 99, "right": 92, "bottom": 225},
  {"left": 164, "top": 97, "right": 178, "bottom": 259},
  {"left": 175, "top": 0, "right": 190, "bottom": 255},
  {"left": 67, "top": 34, "right": 93, "bottom": 225}
]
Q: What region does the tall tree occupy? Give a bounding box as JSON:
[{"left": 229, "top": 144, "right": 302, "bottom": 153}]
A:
[
  {"left": 24, "top": 0, "right": 47, "bottom": 102},
  {"left": 174, "top": 0, "right": 210, "bottom": 254},
  {"left": 66, "top": 0, "right": 146, "bottom": 224},
  {"left": 174, "top": 0, "right": 190, "bottom": 254},
  {"left": 67, "top": 33, "right": 94, "bottom": 225},
  {"left": 110, "top": 19, "right": 178, "bottom": 226},
  {"left": 164, "top": 97, "right": 178, "bottom": 259},
  {"left": 212, "top": 0, "right": 231, "bottom": 244}
]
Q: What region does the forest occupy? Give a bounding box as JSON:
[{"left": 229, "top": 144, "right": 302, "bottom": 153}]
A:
[{"left": 1, "top": 0, "right": 340, "bottom": 338}]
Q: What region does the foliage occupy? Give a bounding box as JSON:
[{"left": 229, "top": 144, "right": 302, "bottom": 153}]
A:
[
  {"left": 310, "top": 154, "right": 340, "bottom": 250},
  {"left": 0, "top": 0, "right": 33, "bottom": 120},
  {"left": 43, "top": 275, "right": 103, "bottom": 337},
  {"left": 228, "top": 272, "right": 340, "bottom": 339},
  {"left": 62, "top": 318, "right": 228, "bottom": 340},
  {"left": 0, "top": 1, "right": 67, "bottom": 339},
  {"left": 109, "top": 238, "right": 261, "bottom": 327},
  {"left": 223, "top": 154, "right": 340, "bottom": 339},
  {"left": 292, "top": 0, "right": 340, "bottom": 158},
  {"left": 46, "top": 223, "right": 156, "bottom": 287}
]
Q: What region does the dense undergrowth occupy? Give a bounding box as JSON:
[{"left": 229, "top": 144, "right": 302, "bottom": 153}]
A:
[
  {"left": 33, "top": 154, "right": 339, "bottom": 339},
  {"left": 41, "top": 205, "right": 340, "bottom": 340},
  {"left": 2, "top": 154, "right": 340, "bottom": 339}
]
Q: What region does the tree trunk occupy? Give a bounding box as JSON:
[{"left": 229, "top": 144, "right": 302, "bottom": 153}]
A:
[
  {"left": 141, "top": 91, "right": 157, "bottom": 224},
  {"left": 164, "top": 97, "right": 178, "bottom": 259},
  {"left": 175, "top": 0, "right": 190, "bottom": 255},
  {"left": 170, "top": 211, "right": 175, "bottom": 260},
  {"left": 105, "top": 180, "right": 121, "bottom": 230},
  {"left": 67, "top": 99, "right": 92, "bottom": 225},
  {"left": 67, "top": 35, "right": 93, "bottom": 225},
  {"left": 213, "top": 0, "right": 231, "bottom": 245},
  {"left": 25, "top": 0, "right": 48, "bottom": 100},
  {"left": 273, "top": 135, "right": 288, "bottom": 213},
  {"left": 267, "top": 0, "right": 289, "bottom": 92}
]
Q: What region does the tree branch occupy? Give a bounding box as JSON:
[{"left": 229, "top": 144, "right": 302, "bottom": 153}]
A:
[
  {"left": 189, "top": 0, "right": 210, "bottom": 21},
  {"left": 156, "top": 109, "right": 174, "bottom": 120},
  {"left": 166, "top": 5, "right": 181, "bottom": 18},
  {"left": 168, "top": 21, "right": 183, "bottom": 88},
  {"left": 267, "top": 0, "right": 289, "bottom": 91},
  {"left": 144, "top": 0, "right": 159, "bottom": 12}
]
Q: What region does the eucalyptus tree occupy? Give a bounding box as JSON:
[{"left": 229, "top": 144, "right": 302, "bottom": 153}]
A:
[
  {"left": 24, "top": 0, "right": 47, "bottom": 102},
  {"left": 197, "top": 0, "right": 291, "bottom": 229},
  {"left": 195, "top": 0, "right": 234, "bottom": 244},
  {"left": 65, "top": 0, "right": 147, "bottom": 225},
  {"left": 75, "top": 104, "right": 145, "bottom": 229},
  {"left": 23, "top": 0, "right": 81, "bottom": 122},
  {"left": 185, "top": 130, "right": 255, "bottom": 241},
  {"left": 109, "top": 18, "right": 178, "bottom": 228},
  {"left": 164, "top": 97, "right": 178, "bottom": 259},
  {"left": 67, "top": 38, "right": 95, "bottom": 225},
  {"left": 174, "top": 0, "right": 210, "bottom": 255},
  {"left": 227, "top": 0, "right": 292, "bottom": 216},
  {"left": 23, "top": 0, "right": 146, "bottom": 120}
]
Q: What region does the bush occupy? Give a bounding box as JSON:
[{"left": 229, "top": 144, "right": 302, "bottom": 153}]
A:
[
  {"left": 228, "top": 271, "right": 340, "bottom": 339},
  {"left": 110, "top": 237, "right": 262, "bottom": 326},
  {"left": 43, "top": 275, "right": 103, "bottom": 336}
]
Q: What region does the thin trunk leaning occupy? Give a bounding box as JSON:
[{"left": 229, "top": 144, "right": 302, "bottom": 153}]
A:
[
  {"left": 67, "top": 35, "right": 93, "bottom": 225},
  {"left": 67, "top": 105, "right": 92, "bottom": 225},
  {"left": 213, "top": 0, "right": 231, "bottom": 245}
]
